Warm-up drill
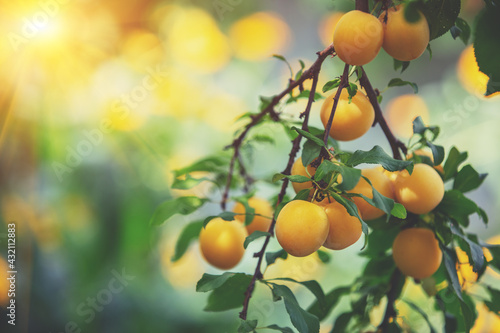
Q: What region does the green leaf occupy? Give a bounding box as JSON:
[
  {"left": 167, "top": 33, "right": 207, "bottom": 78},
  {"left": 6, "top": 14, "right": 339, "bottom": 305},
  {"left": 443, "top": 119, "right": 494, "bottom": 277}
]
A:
[
  {"left": 402, "top": 300, "right": 437, "bottom": 333},
  {"left": 330, "top": 193, "right": 368, "bottom": 236},
  {"left": 330, "top": 312, "right": 352, "bottom": 333},
  {"left": 203, "top": 211, "right": 238, "bottom": 227},
  {"left": 317, "top": 249, "right": 331, "bottom": 263},
  {"left": 426, "top": 141, "right": 445, "bottom": 165},
  {"left": 346, "top": 145, "right": 413, "bottom": 173},
  {"left": 205, "top": 274, "right": 253, "bottom": 312},
  {"left": 234, "top": 196, "right": 255, "bottom": 226},
  {"left": 404, "top": 2, "right": 421, "bottom": 23},
  {"left": 272, "top": 174, "right": 311, "bottom": 184},
  {"left": 196, "top": 272, "right": 237, "bottom": 292},
  {"left": 474, "top": 5, "right": 500, "bottom": 96},
  {"left": 292, "top": 127, "right": 327, "bottom": 148},
  {"left": 453, "top": 17, "right": 471, "bottom": 45},
  {"left": 412, "top": 116, "right": 440, "bottom": 140},
  {"left": 294, "top": 189, "right": 312, "bottom": 201},
  {"left": 171, "top": 174, "right": 211, "bottom": 190},
  {"left": 302, "top": 139, "right": 322, "bottom": 167},
  {"left": 314, "top": 160, "right": 361, "bottom": 191},
  {"left": 453, "top": 164, "right": 487, "bottom": 193},
  {"left": 270, "top": 284, "right": 320, "bottom": 333},
  {"left": 322, "top": 79, "right": 340, "bottom": 93},
  {"left": 150, "top": 196, "right": 209, "bottom": 226},
  {"left": 393, "top": 59, "right": 410, "bottom": 73},
  {"left": 238, "top": 320, "right": 258, "bottom": 333},
  {"left": 391, "top": 203, "right": 407, "bottom": 219},
  {"left": 347, "top": 83, "right": 358, "bottom": 102},
  {"left": 266, "top": 249, "right": 288, "bottom": 266},
  {"left": 450, "top": 224, "right": 485, "bottom": 272},
  {"left": 436, "top": 190, "right": 480, "bottom": 227},
  {"left": 421, "top": 0, "right": 461, "bottom": 40},
  {"left": 268, "top": 278, "right": 327, "bottom": 312},
  {"left": 357, "top": 175, "right": 395, "bottom": 219},
  {"left": 362, "top": 226, "right": 400, "bottom": 258},
  {"left": 387, "top": 78, "right": 418, "bottom": 94},
  {"left": 443, "top": 147, "right": 468, "bottom": 181},
  {"left": 251, "top": 134, "right": 275, "bottom": 145},
  {"left": 273, "top": 54, "right": 293, "bottom": 78},
  {"left": 307, "top": 286, "right": 350, "bottom": 321},
  {"left": 174, "top": 155, "right": 230, "bottom": 177},
  {"left": 442, "top": 247, "right": 463, "bottom": 301},
  {"left": 171, "top": 220, "right": 203, "bottom": 262},
  {"left": 266, "top": 325, "right": 294, "bottom": 333},
  {"left": 244, "top": 231, "right": 270, "bottom": 249}
]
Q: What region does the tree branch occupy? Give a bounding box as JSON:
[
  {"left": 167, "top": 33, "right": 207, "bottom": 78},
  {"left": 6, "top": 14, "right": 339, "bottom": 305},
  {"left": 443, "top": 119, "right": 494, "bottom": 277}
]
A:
[
  {"left": 358, "top": 68, "right": 407, "bottom": 160},
  {"left": 239, "top": 46, "right": 334, "bottom": 320},
  {"left": 378, "top": 269, "right": 404, "bottom": 331},
  {"left": 221, "top": 44, "right": 335, "bottom": 210},
  {"left": 322, "top": 64, "right": 350, "bottom": 146}
]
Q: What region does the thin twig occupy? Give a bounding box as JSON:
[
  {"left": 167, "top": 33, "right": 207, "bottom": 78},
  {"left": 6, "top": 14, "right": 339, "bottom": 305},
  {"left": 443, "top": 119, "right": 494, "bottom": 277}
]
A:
[
  {"left": 221, "top": 44, "right": 335, "bottom": 210},
  {"left": 239, "top": 47, "right": 334, "bottom": 320}
]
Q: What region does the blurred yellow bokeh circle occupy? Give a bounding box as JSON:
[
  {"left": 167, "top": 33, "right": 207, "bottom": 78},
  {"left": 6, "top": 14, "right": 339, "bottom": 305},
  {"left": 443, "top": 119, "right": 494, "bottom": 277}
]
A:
[
  {"left": 161, "top": 240, "right": 203, "bottom": 289},
  {"left": 163, "top": 7, "right": 231, "bottom": 73},
  {"left": 229, "top": 12, "right": 291, "bottom": 61},
  {"left": 121, "top": 29, "right": 165, "bottom": 70},
  {"left": 471, "top": 303, "right": 500, "bottom": 333},
  {"left": 318, "top": 12, "right": 344, "bottom": 47},
  {"left": 385, "top": 94, "right": 430, "bottom": 138},
  {"left": 457, "top": 45, "right": 500, "bottom": 98}
]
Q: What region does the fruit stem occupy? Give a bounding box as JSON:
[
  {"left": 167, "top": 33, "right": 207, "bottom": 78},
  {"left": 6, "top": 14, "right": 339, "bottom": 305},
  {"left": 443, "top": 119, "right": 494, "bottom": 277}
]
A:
[
  {"left": 239, "top": 44, "right": 335, "bottom": 320},
  {"left": 358, "top": 67, "right": 407, "bottom": 160},
  {"left": 355, "top": 0, "right": 370, "bottom": 12},
  {"left": 221, "top": 44, "right": 335, "bottom": 211}
]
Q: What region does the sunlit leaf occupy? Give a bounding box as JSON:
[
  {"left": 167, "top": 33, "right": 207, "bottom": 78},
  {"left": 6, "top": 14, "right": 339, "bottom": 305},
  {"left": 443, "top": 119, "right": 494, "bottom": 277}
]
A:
[
  {"left": 150, "top": 196, "right": 209, "bottom": 226},
  {"left": 172, "top": 220, "right": 203, "bottom": 262}
]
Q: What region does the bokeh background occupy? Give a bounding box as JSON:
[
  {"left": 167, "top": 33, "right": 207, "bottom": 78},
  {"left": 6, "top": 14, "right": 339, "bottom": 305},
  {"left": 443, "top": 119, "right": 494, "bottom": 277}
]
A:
[{"left": 0, "top": 0, "right": 499, "bottom": 332}]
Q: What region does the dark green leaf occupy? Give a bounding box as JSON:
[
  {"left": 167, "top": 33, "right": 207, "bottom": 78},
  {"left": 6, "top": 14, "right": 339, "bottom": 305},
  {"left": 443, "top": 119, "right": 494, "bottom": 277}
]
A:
[
  {"left": 205, "top": 274, "right": 253, "bottom": 311},
  {"left": 273, "top": 54, "right": 293, "bottom": 78},
  {"left": 266, "top": 249, "right": 288, "bottom": 266},
  {"left": 393, "top": 59, "right": 410, "bottom": 73},
  {"left": 172, "top": 220, "right": 203, "bottom": 262},
  {"left": 269, "top": 278, "right": 327, "bottom": 313},
  {"left": 347, "top": 83, "right": 358, "bottom": 102},
  {"left": 453, "top": 164, "right": 487, "bottom": 193},
  {"left": 474, "top": 5, "right": 500, "bottom": 96},
  {"left": 358, "top": 175, "right": 395, "bottom": 218},
  {"left": 436, "top": 190, "right": 480, "bottom": 227},
  {"left": 426, "top": 141, "right": 445, "bottom": 165},
  {"left": 442, "top": 247, "right": 463, "bottom": 301},
  {"left": 484, "top": 287, "right": 500, "bottom": 313},
  {"left": 404, "top": 2, "right": 422, "bottom": 23},
  {"left": 403, "top": 300, "right": 437, "bottom": 333},
  {"left": 330, "top": 193, "right": 368, "bottom": 236},
  {"left": 150, "top": 196, "right": 209, "bottom": 226},
  {"left": 450, "top": 224, "right": 485, "bottom": 272},
  {"left": 302, "top": 139, "right": 322, "bottom": 167},
  {"left": 317, "top": 249, "right": 331, "bottom": 263},
  {"left": 244, "top": 231, "right": 270, "bottom": 249},
  {"left": 454, "top": 18, "right": 470, "bottom": 45},
  {"left": 266, "top": 325, "right": 294, "bottom": 333},
  {"left": 294, "top": 189, "right": 312, "bottom": 201},
  {"left": 388, "top": 78, "right": 418, "bottom": 94},
  {"left": 322, "top": 79, "right": 341, "bottom": 93},
  {"left": 197, "top": 272, "right": 237, "bottom": 292},
  {"left": 330, "top": 312, "right": 351, "bottom": 333},
  {"left": 270, "top": 284, "right": 320, "bottom": 333},
  {"left": 292, "top": 127, "right": 327, "bottom": 148},
  {"left": 203, "top": 212, "right": 238, "bottom": 227},
  {"left": 314, "top": 160, "right": 361, "bottom": 191},
  {"left": 443, "top": 147, "right": 468, "bottom": 181},
  {"left": 238, "top": 320, "right": 258, "bottom": 333},
  {"left": 307, "top": 286, "right": 350, "bottom": 321},
  {"left": 362, "top": 226, "right": 400, "bottom": 258},
  {"left": 346, "top": 145, "right": 413, "bottom": 173},
  {"left": 421, "top": 0, "right": 461, "bottom": 40}
]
